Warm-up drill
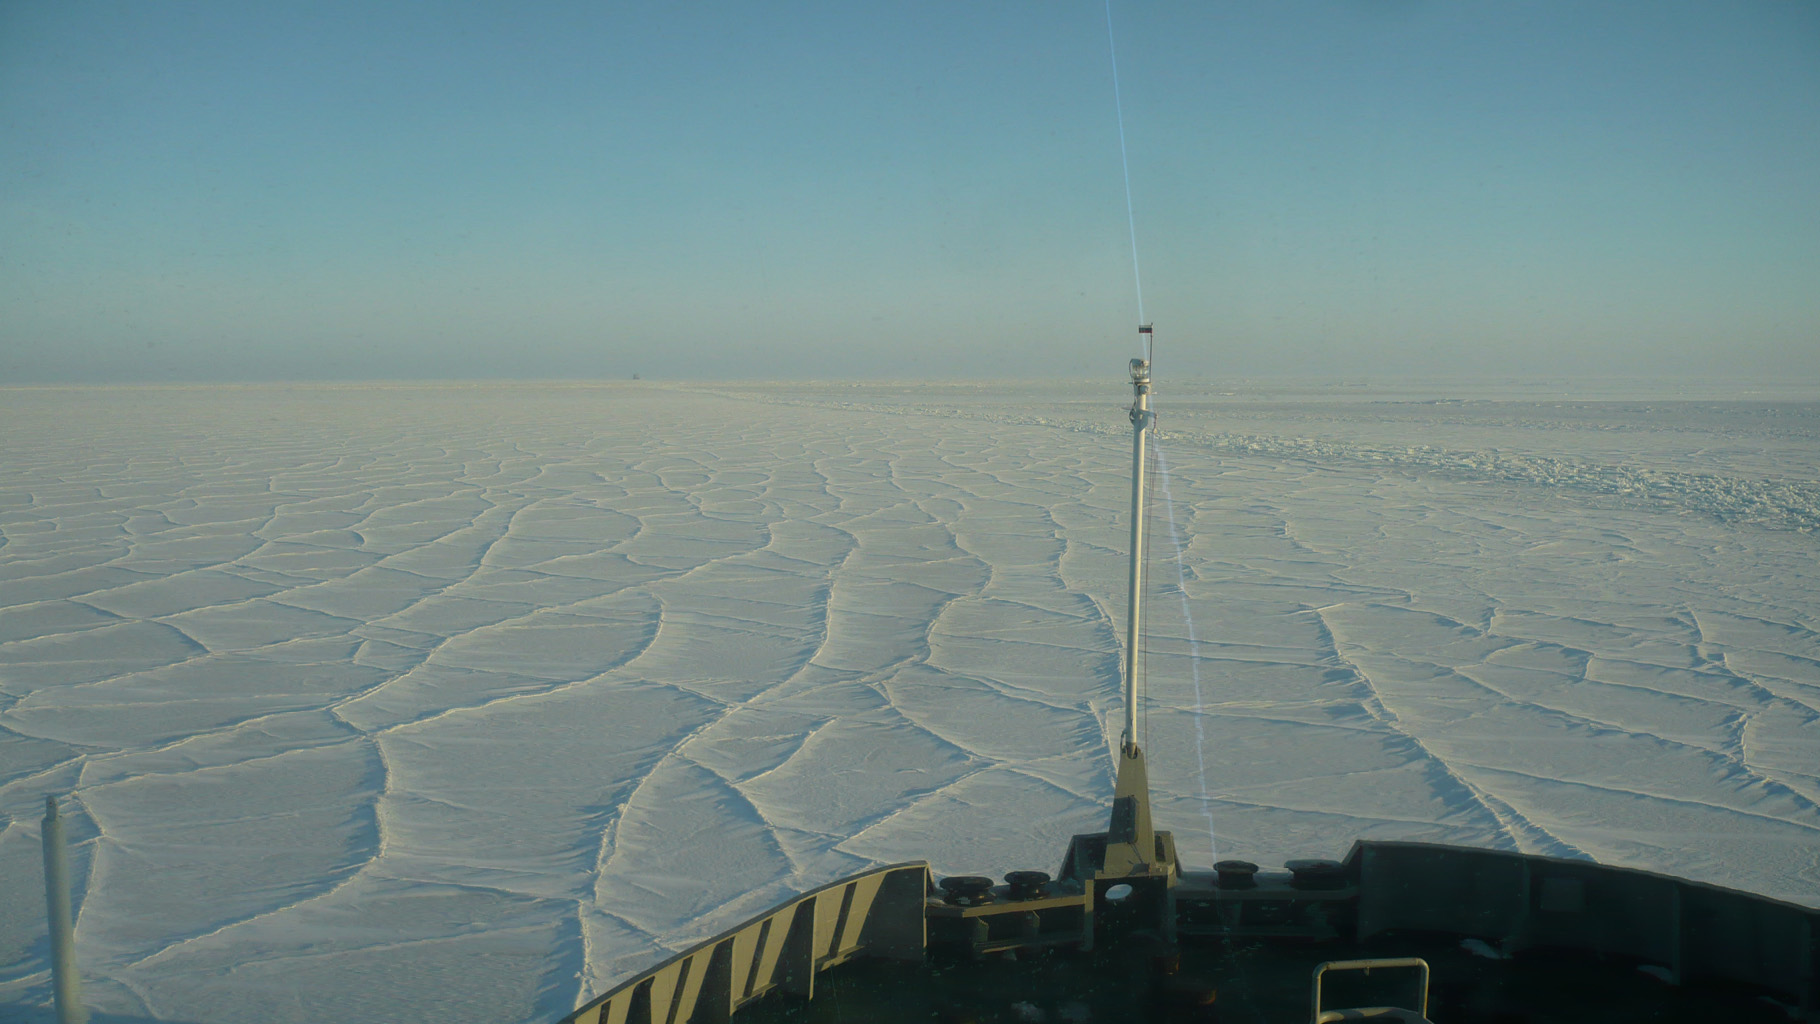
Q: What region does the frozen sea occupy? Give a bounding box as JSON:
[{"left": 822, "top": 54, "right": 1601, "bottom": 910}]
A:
[{"left": 2, "top": 378, "right": 1817, "bottom": 1023}]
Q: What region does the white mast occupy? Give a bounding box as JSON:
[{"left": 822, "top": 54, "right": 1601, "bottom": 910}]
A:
[
  {"left": 1122, "top": 349, "right": 1152, "bottom": 753},
  {"left": 1050, "top": 345, "right": 1178, "bottom": 907},
  {"left": 1075, "top": 339, "right": 1176, "bottom": 892}
]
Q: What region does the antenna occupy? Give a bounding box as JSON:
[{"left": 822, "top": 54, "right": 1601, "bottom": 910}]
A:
[
  {"left": 1055, "top": 344, "right": 1178, "bottom": 906},
  {"left": 1122, "top": 346, "right": 1152, "bottom": 753}
]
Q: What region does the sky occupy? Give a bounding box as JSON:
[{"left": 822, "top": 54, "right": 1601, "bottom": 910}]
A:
[{"left": 2, "top": 1, "right": 1816, "bottom": 383}]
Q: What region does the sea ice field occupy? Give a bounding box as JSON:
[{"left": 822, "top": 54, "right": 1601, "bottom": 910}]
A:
[{"left": 2, "top": 378, "right": 1817, "bottom": 1023}]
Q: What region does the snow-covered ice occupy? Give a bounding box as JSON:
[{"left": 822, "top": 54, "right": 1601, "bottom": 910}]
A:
[{"left": 1, "top": 378, "right": 1817, "bottom": 1023}]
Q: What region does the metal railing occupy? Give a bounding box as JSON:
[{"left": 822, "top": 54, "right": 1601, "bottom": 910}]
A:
[
  {"left": 1310, "top": 956, "right": 1429, "bottom": 1024},
  {"left": 561, "top": 862, "right": 927, "bottom": 1024}
]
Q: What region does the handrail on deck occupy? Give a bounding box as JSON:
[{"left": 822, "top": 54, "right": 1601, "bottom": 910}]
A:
[
  {"left": 561, "top": 862, "right": 928, "bottom": 1024},
  {"left": 1311, "top": 957, "right": 1430, "bottom": 1024}
]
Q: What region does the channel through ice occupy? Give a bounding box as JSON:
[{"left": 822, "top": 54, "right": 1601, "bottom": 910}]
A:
[{"left": 1, "top": 378, "right": 1817, "bottom": 1023}]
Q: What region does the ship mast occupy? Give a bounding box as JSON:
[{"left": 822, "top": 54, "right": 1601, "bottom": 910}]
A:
[
  {"left": 1063, "top": 333, "right": 1176, "bottom": 900},
  {"left": 1122, "top": 349, "right": 1152, "bottom": 753}
]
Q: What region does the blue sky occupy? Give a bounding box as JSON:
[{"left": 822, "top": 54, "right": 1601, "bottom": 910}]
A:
[{"left": 3, "top": 1, "right": 1816, "bottom": 382}]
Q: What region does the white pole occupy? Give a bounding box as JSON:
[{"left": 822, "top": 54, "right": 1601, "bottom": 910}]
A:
[
  {"left": 42, "top": 795, "right": 86, "bottom": 1024},
  {"left": 1123, "top": 355, "right": 1152, "bottom": 752}
]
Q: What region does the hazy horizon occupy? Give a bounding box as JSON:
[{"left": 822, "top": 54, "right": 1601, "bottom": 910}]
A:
[{"left": 6, "top": 373, "right": 1820, "bottom": 398}]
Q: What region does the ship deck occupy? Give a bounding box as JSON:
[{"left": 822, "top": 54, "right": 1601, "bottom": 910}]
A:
[{"left": 734, "top": 929, "right": 1800, "bottom": 1023}]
